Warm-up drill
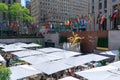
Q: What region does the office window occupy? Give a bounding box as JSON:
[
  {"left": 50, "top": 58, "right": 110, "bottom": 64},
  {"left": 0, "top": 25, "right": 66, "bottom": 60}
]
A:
[
  {"left": 13, "top": 0, "right": 16, "bottom": 3},
  {"left": 92, "top": 0, "right": 94, "bottom": 3},
  {"left": 8, "top": 0, "right": 11, "bottom": 4},
  {"left": 104, "top": 10, "right": 107, "bottom": 13},
  {"left": 92, "top": 6, "right": 94, "bottom": 13},
  {"left": 2, "top": 0, "right": 5, "bottom": 3},
  {"left": 99, "top": 3, "right": 102, "bottom": 10},
  {"left": 104, "top": 0, "right": 107, "bottom": 8}
]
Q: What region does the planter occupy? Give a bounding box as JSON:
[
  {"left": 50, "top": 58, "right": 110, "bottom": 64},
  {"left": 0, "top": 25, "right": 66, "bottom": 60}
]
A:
[{"left": 96, "top": 47, "right": 109, "bottom": 51}]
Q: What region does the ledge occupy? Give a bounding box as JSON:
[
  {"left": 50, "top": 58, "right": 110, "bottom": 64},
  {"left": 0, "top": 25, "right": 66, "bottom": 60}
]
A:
[{"left": 96, "top": 47, "right": 109, "bottom": 51}]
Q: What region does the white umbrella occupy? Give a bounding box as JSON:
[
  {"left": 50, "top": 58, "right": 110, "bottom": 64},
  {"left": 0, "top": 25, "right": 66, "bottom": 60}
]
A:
[
  {"left": 100, "top": 50, "right": 119, "bottom": 61},
  {"left": 20, "top": 54, "right": 62, "bottom": 65},
  {"left": 0, "top": 55, "right": 6, "bottom": 64},
  {"left": 12, "top": 42, "right": 28, "bottom": 48},
  {"left": 24, "top": 43, "right": 42, "bottom": 48},
  {"left": 64, "top": 54, "right": 109, "bottom": 67},
  {"left": 48, "top": 51, "right": 81, "bottom": 58},
  {"left": 32, "top": 60, "right": 73, "bottom": 75},
  {"left": 0, "top": 43, "right": 6, "bottom": 48},
  {"left": 75, "top": 66, "right": 119, "bottom": 80},
  {"left": 104, "top": 74, "right": 120, "bottom": 80},
  {"left": 11, "top": 50, "right": 44, "bottom": 58},
  {"left": 10, "top": 65, "right": 41, "bottom": 80},
  {"left": 37, "top": 47, "right": 64, "bottom": 53},
  {"left": 58, "top": 76, "right": 79, "bottom": 80},
  {"left": 1, "top": 47, "right": 26, "bottom": 52},
  {"left": 108, "top": 61, "right": 120, "bottom": 68}
]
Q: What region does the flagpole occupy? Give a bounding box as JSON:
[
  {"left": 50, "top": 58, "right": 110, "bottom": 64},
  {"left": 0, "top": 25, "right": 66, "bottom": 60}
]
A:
[{"left": 110, "top": 8, "right": 112, "bottom": 30}]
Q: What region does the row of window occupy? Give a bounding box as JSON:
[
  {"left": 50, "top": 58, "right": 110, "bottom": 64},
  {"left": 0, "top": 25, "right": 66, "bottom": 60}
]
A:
[
  {"left": 92, "top": 0, "right": 107, "bottom": 14},
  {"left": 2, "top": 0, "right": 16, "bottom": 4}
]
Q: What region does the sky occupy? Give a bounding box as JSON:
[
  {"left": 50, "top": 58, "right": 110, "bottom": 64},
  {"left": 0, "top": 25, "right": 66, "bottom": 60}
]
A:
[{"left": 21, "top": 0, "right": 30, "bottom": 7}]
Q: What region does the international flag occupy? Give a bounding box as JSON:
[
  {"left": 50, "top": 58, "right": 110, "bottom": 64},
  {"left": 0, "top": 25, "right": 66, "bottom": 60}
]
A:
[
  {"left": 97, "top": 14, "right": 101, "bottom": 24},
  {"left": 111, "top": 9, "right": 118, "bottom": 21},
  {"left": 70, "top": 22, "right": 74, "bottom": 28},
  {"left": 100, "top": 14, "right": 105, "bottom": 24},
  {"left": 75, "top": 18, "right": 79, "bottom": 24},
  {"left": 64, "top": 20, "right": 70, "bottom": 26},
  {"left": 45, "top": 23, "right": 50, "bottom": 29},
  {"left": 50, "top": 23, "right": 54, "bottom": 29},
  {"left": 88, "top": 14, "right": 93, "bottom": 25}
]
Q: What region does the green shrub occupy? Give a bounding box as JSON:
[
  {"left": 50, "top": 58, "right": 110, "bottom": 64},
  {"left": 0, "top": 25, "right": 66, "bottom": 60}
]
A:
[
  {"left": 97, "top": 37, "right": 108, "bottom": 48},
  {"left": 0, "top": 66, "right": 11, "bottom": 80},
  {"left": 59, "top": 36, "right": 67, "bottom": 43}
]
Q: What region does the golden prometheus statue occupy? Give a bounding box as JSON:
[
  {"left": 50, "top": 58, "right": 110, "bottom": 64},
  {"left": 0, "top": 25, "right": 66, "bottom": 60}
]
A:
[{"left": 68, "top": 32, "right": 84, "bottom": 46}]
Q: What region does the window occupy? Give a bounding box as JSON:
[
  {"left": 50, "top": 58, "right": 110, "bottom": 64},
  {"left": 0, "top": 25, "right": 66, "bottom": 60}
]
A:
[
  {"left": 8, "top": 0, "right": 11, "bottom": 4},
  {"left": 2, "top": 0, "right": 5, "bottom": 3},
  {"left": 92, "top": 0, "right": 94, "bottom": 4},
  {"left": 99, "top": 3, "right": 102, "bottom": 10},
  {"left": 92, "top": 6, "right": 94, "bottom": 13},
  {"left": 13, "top": 0, "right": 16, "bottom": 3},
  {"left": 104, "top": 10, "right": 107, "bottom": 13},
  {"left": 104, "top": 0, "right": 107, "bottom": 8}
]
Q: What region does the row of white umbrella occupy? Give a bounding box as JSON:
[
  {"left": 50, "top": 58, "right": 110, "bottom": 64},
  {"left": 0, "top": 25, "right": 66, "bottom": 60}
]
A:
[
  {"left": 75, "top": 61, "right": 120, "bottom": 80},
  {"left": 0, "top": 42, "right": 42, "bottom": 52},
  {"left": 10, "top": 47, "right": 81, "bottom": 80}
]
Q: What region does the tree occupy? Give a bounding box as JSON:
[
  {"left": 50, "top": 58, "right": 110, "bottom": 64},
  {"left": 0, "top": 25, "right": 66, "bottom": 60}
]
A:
[
  {"left": 0, "top": 3, "right": 8, "bottom": 13},
  {"left": 8, "top": 3, "right": 36, "bottom": 34},
  {"left": 0, "top": 66, "right": 11, "bottom": 80}
]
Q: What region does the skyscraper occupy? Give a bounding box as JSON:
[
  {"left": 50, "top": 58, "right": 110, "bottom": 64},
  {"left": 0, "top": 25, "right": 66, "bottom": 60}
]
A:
[
  {"left": 90, "top": 0, "right": 120, "bottom": 31},
  {"left": 31, "top": 0, "right": 88, "bottom": 27}
]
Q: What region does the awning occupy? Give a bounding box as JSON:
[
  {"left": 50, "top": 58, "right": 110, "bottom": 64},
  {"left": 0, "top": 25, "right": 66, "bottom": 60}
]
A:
[{"left": 10, "top": 65, "right": 41, "bottom": 80}]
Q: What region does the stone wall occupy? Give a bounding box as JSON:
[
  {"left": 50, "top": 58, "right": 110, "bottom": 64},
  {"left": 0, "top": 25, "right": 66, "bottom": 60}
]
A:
[
  {"left": 0, "top": 38, "right": 44, "bottom": 45},
  {"left": 109, "top": 30, "right": 120, "bottom": 50},
  {"left": 44, "top": 33, "right": 59, "bottom": 47}
]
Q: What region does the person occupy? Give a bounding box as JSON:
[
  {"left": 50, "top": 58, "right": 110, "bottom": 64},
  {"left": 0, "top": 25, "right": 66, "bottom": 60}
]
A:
[
  {"left": 40, "top": 76, "right": 45, "bottom": 80},
  {"left": 5, "top": 56, "right": 10, "bottom": 67},
  {"left": 6, "top": 58, "right": 10, "bottom": 67}
]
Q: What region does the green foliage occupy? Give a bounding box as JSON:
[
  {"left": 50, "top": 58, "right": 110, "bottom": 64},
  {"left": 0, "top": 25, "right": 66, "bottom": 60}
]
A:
[
  {"left": 0, "top": 66, "right": 11, "bottom": 80},
  {"left": 118, "top": 47, "right": 120, "bottom": 58},
  {"left": 59, "top": 36, "right": 68, "bottom": 43},
  {"left": 8, "top": 3, "right": 35, "bottom": 23},
  {"left": 36, "top": 39, "right": 40, "bottom": 44},
  {"left": 97, "top": 37, "right": 108, "bottom": 48},
  {"left": 0, "top": 3, "right": 8, "bottom": 13}
]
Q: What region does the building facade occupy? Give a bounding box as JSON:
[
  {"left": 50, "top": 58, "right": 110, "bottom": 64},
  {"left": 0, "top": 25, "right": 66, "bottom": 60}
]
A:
[
  {"left": 90, "top": 0, "right": 120, "bottom": 31},
  {"left": 31, "top": 0, "right": 89, "bottom": 28},
  {"left": 26, "top": 0, "right": 31, "bottom": 15},
  {"left": 0, "top": 0, "right": 21, "bottom": 22}
]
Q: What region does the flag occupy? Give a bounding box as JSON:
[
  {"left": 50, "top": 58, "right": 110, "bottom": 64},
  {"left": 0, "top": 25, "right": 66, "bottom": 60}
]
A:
[
  {"left": 80, "top": 19, "right": 84, "bottom": 26},
  {"left": 50, "top": 23, "right": 54, "bottom": 29},
  {"left": 108, "top": 14, "right": 111, "bottom": 20},
  {"left": 45, "top": 23, "right": 50, "bottom": 29},
  {"left": 70, "top": 22, "right": 74, "bottom": 28},
  {"left": 75, "top": 18, "right": 79, "bottom": 24},
  {"left": 73, "top": 22, "right": 77, "bottom": 27},
  {"left": 97, "top": 14, "right": 101, "bottom": 24},
  {"left": 84, "top": 19, "right": 88, "bottom": 26},
  {"left": 88, "top": 14, "right": 93, "bottom": 24},
  {"left": 64, "top": 20, "right": 70, "bottom": 26},
  {"left": 100, "top": 14, "right": 105, "bottom": 24},
  {"left": 111, "top": 9, "right": 118, "bottom": 21}
]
